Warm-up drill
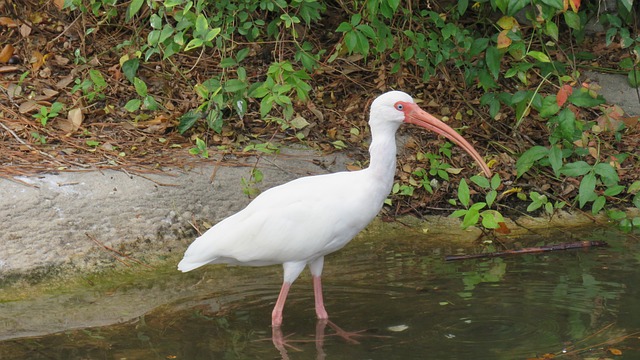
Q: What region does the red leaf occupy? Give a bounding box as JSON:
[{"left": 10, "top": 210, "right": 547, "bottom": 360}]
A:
[
  {"left": 556, "top": 84, "right": 573, "bottom": 107},
  {"left": 570, "top": 0, "right": 581, "bottom": 12},
  {"left": 495, "top": 222, "right": 511, "bottom": 235}
]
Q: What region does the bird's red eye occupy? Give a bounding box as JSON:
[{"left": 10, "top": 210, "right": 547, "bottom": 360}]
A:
[{"left": 395, "top": 103, "right": 404, "bottom": 111}]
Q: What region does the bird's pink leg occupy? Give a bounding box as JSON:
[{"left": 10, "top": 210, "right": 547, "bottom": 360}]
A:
[
  {"left": 272, "top": 281, "right": 291, "bottom": 327},
  {"left": 313, "top": 275, "right": 328, "bottom": 320}
]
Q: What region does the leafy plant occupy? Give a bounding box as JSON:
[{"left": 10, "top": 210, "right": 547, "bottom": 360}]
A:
[
  {"left": 71, "top": 69, "right": 107, "bottom": 102},
  {"left": 33, "top": 102, "right": 64, "bottom": 126},
  {"left": 250, "top": 61, "right": 312, "bottom": 121},
  {"left": 30, "top": 131, "right": 47, "bottom": 144},
  {"left": 450, "top": 178, "right": 506, "bottom": 230},
  {"left": 125, "top": 77, "right": 159, "bottom": 112},
  {"left": 243, "top": 142, "right": 280, "bottom": 154},
  {"left": 527, "top": 191, "right": 566, "bottom": 216},
  {"left": 242, "top": 168, "right": 263, "bottom": 197},
  {"left": 189, "top": 137, "right": 209, "bottom": 158}
]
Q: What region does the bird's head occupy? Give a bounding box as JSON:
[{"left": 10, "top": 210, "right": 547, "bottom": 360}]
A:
[{"left": 370, "top": 91, "right": 492, "bottom": 177}]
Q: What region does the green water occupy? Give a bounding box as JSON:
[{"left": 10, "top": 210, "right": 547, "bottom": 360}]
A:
[{"left": 1, "top": 226, "right": 639, "bottom": 359}]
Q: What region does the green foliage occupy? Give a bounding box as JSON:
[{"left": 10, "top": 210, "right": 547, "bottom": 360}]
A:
[
  {"left": 526, "top": 191, "right": 566, "bottom": 216},
  {"left": 242, "top": 168, "right": 264, "bottom": 197},
  {"left": 33, "top": 102, "right": 64, "bottom": 126},
  {"left": 61, "top": 0, "right": 640, "bottom": 223},
  {"left": 250, "top": 61, "right": 312, "bottom": 121},
  {"left": 450, "top": 177, "right": 506, "bottom": 230},
  {"left": 71, "top": 69, "right": 107, "bottom": 102},
  {"left": 188, "top": 137, "right": 209, "bottom": 158},
  {"left": 125, "top": 77, "right": 160, "bottom": 112},
  {"left": 601, "top": 12, "right": 640, "bottom": 87},
  {"left": 31, "top": 131, "right": 47, "bottom": 144}
]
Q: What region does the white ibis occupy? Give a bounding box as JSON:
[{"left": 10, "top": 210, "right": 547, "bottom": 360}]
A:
[{"left": 178, "top": 90, "right": 491, "bottom": 327}]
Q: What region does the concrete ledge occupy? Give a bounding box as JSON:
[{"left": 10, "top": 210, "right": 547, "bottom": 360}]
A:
[{"left": 0, "top": 147, "right": 352, "bottom": 277}]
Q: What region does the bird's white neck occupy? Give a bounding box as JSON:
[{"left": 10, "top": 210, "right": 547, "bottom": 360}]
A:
[{"left": 365, "top": 128, "right": 398, "bottom": 195}]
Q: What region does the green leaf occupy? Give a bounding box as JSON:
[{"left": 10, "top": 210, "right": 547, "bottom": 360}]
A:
[
  {"left": 527, "top": 51, "right": 550, "bottom": 63},
  {"left": 481, "top": 211, "right": 499, "bottom": 229},
  {"left": 539, "top": 0, "right": 563, "bottom": 9},
  {"left": 124, "top": 99, "right": 141, "bottom": 112},
  {"left": 356, "top": 24, "right": 376, "bottom": 39},
  {"left": 592, "top": 195, "right": 606, "bottom": 214},
  {"left": 462, "top": 208, "right": 480, "bottom": 228},
  {"left": 594, "top": 163, "right": 619, "bottom": 186},
  {"left": 178, "top": 110, "right": 202, "bottom": 134},
  {"left": 122, "top": 58, "right": 139, "bottom": 83},
  {"left": 224, "top": 79, "right": 247, "bottom": 93},
  {"left": 185, "top": 38, "right": 204, "bottom": 51},
  {"left": 485, "top": 46, "right": 501, "bottom": 80},
  {"left": 490, "top": 173, "right": 500, "bottom": 189},
  {"left": 548, "top": 145, "right": 563, "bottom": 176},
  {"left": 516, "top": 146, "right": 549, "bottom": 177},
  {"left": 86, "top": 139, "right": 100, "bottom": 147},
  {"left": 560, "top": 161, "right": 592, "bottom": 177},
  {"left": 486, "top": 190, "right": 497, "bottom": 208},
  {"left": 195, "top": 14, "right": 208, "bottom": 35},
  {"left": 628, "top": 69, "right": 640, "bottom": 88},
  {"left": 206, "top": 109, "right": 223, "bottom": 133},
  {"left": 483, "top": 210, "right": 504, "bottom": 228},
  {"left": 50, "top": 102, "right": 64, "bottom": 116},
  {"left": 457, "top": 0, "right": 469, "bottom": 14},
  {"left": 634, "top": 193, "right": 640, "bottom": 209},
  {"left": 126, "top": 0, "right": 144, "bottom": 21},
  {"left": 143, "top": 95, "right": 158, "bottom": 110},
  {"left": 204, "top": 28, "right": 221, "bottom": 42},
  {"left": 88, "top": 69, "right": 106, "bottom": 88},
  {"left": 470, "top": 38, "right": 489, "bottom": 57},
  {"left": 563, "top": 11, "right": 581, "bottom": 30},
  {"left": 604, "top": 185, "right": 625, "bottom": 197},
  {"left": 450, "top": 209, "right": 467, "bottom": 218},
  {"left": 608, "top": 210, "right": 627, "bottom": 221},
  {"left": 539, "top": 95, "right": 560, "bottom": 118},
  {"left": 133, "top": 77, "right": 148, "bottom": 97},
  {"left": 159, "top": 24, "right": 174, "bottom": 43},
  {"left": 628, "top": 180, "right": 640, "bottom": 194},
  {"left": 150, "top": 13, "right": 162, "bottom": 29},
  {"left": 578, "top": 173, "right": 597, "bottom": 208},
  {"left": 568, "top": 90, "right": 605, "bottom": 107},
  {"left": 470, "top": 175, "right": 490, "bottom": 189},
  {"left": 458, "top": 179, "right": 471, "bottom": 208},
  {"left": 335, "top": 22, "right": 352, "bottom": 33},
  {"left": 620, "top": 0, "right": 633, "bottom": 12},
  {"left": 545, "top": 20, "right": 559, "bottom": 41}
]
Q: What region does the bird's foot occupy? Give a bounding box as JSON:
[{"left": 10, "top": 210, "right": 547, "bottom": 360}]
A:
[
  {"left": 320, "top": 319, "right": 391, "bottom": 344},
  {"left": 270, "top": 326, "right": 305, "bottom": 354}
]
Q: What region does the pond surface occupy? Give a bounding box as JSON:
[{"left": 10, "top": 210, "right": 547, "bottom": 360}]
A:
[{"left": 1, "top": 226, "right": 640, "bottom": 359}]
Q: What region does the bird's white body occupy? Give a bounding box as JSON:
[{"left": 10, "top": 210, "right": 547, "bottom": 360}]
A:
[
  {"left": 178, "top": 91, "right": 490, "bottom": 326},
  {"left": 179, "top": 168, "right": 389, "bottom": 275}
]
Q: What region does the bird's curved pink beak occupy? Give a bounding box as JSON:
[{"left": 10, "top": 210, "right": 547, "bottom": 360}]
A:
[{"left": 401, "top": 102, "right": 492, "bottom": 177}]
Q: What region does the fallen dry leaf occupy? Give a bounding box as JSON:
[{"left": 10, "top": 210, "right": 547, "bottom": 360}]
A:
[
  {"left": 35, "top": 88, "right": 60, "bottom": 101},
  {"left": 19, "top": 100, "right": 40, "bottom": 114},
  {"left": 58, "top": 108, "right": 84, "bottom": 133},
  {"left": 20, "top": 23, "right": 32, "bottom": 37},
  {"left": 55, "top": 74, "right": 75, "bottom": 89},
  {"left": 0, "top": 17, "right": 18, "bottom": 28},
  {"left": 556, "top": 84, "right": 573, "bottom": 107},
  {"left": 53, "top": 0, "right": 65, "bottom": 10},
  {"left": 30, "top": 51, "right": 46, "bottom": 72},
  {"left": 0, "top": 65, "right": 20, "bottom": 73},
  {"left": 0, "top": 44, "right": 14, "bottom": 63}
]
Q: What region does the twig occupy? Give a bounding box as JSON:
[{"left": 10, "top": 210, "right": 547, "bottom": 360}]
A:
[
  {"left": 445, "top": 240, "right": 608, "bottom": 261},
  {"left": 85, "top": 232, "right": 154, "bottom": 269}
]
